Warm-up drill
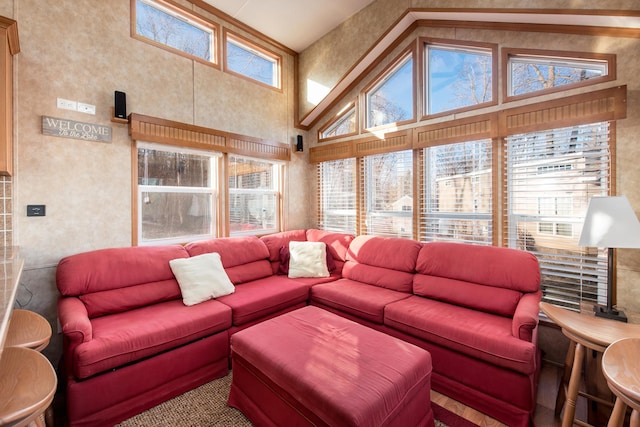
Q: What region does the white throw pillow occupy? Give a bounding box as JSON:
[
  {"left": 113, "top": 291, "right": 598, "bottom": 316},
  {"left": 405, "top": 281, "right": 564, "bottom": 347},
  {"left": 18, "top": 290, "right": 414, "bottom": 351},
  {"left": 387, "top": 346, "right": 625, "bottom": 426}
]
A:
[
  {"left": 288, "top": 241, "right": 330, "bottom": 278},
  {"left": 169, "top": 253, "right": 235, "bottom": 306}
]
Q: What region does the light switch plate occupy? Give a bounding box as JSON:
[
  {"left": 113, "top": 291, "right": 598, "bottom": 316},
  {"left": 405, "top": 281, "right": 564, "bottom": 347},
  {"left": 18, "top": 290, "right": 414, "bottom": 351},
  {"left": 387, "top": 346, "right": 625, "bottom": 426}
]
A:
[{"left": 77, "top": 102, "right": 96, "bottom": 115}]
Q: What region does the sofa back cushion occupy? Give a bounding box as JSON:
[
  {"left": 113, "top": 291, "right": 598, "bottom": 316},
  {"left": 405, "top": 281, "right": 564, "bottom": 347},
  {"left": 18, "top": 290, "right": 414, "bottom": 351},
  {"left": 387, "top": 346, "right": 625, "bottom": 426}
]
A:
[
  {"left": 260, "top": 230, "right": 308, "bottom": 274},
  {"left": 185, "top": 236, "right": 272, "bottom": 284},
  {"left": 306, "top": 228, "right": 354, "bottom": 273},
  {"left": 342, "top": 235, "right": 422, "bottom": 293},
  {"left": 56, "top": 245, "right": 189, "bottom": 318},
  {"left": 414, "top": 242, "right": 540, "bottom": 316}
]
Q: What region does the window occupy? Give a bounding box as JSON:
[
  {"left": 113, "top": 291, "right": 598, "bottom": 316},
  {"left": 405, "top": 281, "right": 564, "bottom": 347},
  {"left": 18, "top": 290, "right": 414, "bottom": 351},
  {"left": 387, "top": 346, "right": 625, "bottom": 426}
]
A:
[
  {"left": 137, "top": 143, "right": 218, "bottom": 245},
  {"left": 225, "top": 32, "right": 281, "bottom": 88},
  {"left": 425, "top": 43, "right": 494, "bottom": 116},
  {"left": 228, "top": 155, "right": 281, "bottom": 236},
  {"left": 538, "top": 196, "right": 573, "bottom": 237},
  {"left": 420, "top": 140, "right": 493, "bottom": 244},
  {"left": 318, "top": 159, "right": 357, "bottom": 234},
  {"left": 506, "top": 50, "right": 614, "bottom": 99},
  {"left": 505, "top": 122, "right": 611, "bottom": 311},
  {"left": 366, "top": 53, "right": 414, "bottom": 128},
  {"left": 134, "top": 0, "right": 216, "bottom": 63},
  {"left": 360, "top": 150, "right": 413, "bottom": 237},
  {"left": 319, "top": 104, "right": 357, "bottom": 140}
]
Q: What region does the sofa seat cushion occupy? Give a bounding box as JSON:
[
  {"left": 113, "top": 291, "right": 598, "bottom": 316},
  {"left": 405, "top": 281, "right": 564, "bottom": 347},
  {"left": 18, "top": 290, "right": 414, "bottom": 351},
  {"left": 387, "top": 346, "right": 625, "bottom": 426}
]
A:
[
  {"left": 217, "top": 276, "right": 310, "bottom": 326},
  {"left": 311, "top": 279, "right": 411, "bottom": 324},
  {"left": 384, "top": 296, "right": 537, "bottom": 375},
  {"left": 74, "top": 299, "right": 232, "bottom": 379}
]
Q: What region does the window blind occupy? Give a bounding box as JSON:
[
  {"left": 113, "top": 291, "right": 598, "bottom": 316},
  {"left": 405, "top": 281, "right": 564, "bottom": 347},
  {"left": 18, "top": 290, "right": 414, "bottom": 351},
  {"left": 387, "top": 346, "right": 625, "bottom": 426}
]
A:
[
  {"left": 228, "top": 154, "right": 280, "bottom": 236},
  {"left": 317, "top": 158, "right": 357, "bottom": 235},
  {"left": 419, "top": 139, "right": 493, "bottom": 244},
  {"left": 359, "top": 150, "right": 413, "bottom": 238},
  {"left": 505, "top": 122, "right": 610, "bottom": 311}
]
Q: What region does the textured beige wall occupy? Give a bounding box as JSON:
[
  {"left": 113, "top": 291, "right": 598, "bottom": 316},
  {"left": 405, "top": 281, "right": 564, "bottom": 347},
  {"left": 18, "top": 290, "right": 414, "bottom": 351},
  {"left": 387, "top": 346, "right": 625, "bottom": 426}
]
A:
[
  {"left": 299, "top": 1, "right": 640, "bottom": 317},
  {"left": 3, "top": 0, "right": 308, "bottom": 363}
]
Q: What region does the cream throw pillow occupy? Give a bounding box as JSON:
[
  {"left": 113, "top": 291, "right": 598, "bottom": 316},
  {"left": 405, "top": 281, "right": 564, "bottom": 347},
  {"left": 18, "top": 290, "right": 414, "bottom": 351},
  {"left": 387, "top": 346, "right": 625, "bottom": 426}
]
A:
[
  {"left": 169, "top": 253, "right": 235, "bottom": 306},
  {"left": 288, "top": 241, "right": 330, "bottom": 278}
]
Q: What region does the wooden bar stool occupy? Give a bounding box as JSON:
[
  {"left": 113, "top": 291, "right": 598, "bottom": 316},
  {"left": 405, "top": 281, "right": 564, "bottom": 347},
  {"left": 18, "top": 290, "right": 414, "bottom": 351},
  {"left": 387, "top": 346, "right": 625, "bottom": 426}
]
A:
[
  {"left": 602, "top": 338, "right": 640, "bottom": 427},
  {"left": 0, "top": 347, "right": 57, "bottom": 427},
  {"left": 5, "top": 309, "right": 52, "bottom": 351},
  {"left": 5, "top": 310, "right": 54, "bottom": 427}
]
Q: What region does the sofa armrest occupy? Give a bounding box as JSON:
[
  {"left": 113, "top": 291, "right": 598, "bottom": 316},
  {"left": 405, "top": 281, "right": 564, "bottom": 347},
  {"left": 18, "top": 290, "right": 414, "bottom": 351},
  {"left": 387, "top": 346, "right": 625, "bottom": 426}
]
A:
[
  {"left": 58, "top": 297, "right": 92, "bottom": 343},
  {"left": 512, "top": 291, "right": 542, "bottom": 342}
]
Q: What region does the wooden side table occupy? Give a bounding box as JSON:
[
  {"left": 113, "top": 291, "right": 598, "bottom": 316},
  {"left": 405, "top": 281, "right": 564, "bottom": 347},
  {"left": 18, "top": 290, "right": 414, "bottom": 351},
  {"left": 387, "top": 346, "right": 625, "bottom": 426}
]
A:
[
  {"left": 540, "top": 302, "right": 640, "bottom": 427},
  {"left": 5, "top": 309, "right": 52, "bottom": 351},
  {"left": 602, "top": 338, "right": 640, "bottom": 427},
  {"left": 0, "top": 346, "right": 57, "bottom": 427}
]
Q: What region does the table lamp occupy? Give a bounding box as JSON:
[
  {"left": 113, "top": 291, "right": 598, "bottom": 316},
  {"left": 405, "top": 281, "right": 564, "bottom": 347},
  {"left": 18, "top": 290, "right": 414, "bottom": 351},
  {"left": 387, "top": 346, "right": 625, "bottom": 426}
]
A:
[{"left": 578, "top": 195, "right": 640, "bottom": 322}]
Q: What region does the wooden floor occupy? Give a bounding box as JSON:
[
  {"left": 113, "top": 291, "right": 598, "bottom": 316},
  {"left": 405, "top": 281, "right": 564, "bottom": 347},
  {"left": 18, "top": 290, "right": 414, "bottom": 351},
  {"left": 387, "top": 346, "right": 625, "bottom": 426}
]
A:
[{"left": 430, "top": 361, "right": 586, "bottom": 427}]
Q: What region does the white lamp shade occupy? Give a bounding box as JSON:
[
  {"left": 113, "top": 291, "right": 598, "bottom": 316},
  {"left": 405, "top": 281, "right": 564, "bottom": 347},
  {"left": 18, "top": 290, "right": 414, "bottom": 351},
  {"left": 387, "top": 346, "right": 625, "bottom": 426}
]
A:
[{"left": 579, "top": 196, "right": 640, "bottom": 248}]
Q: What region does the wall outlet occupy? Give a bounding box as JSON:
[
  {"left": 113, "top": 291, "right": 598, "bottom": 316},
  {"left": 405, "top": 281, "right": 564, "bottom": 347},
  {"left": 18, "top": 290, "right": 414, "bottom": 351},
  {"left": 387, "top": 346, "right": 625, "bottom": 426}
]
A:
[
  {"left": 77, "top": 102, "right": 96, "bottom": 115},
  {"left": 57, "top": 98, "right": 77, "bottom": 111}
]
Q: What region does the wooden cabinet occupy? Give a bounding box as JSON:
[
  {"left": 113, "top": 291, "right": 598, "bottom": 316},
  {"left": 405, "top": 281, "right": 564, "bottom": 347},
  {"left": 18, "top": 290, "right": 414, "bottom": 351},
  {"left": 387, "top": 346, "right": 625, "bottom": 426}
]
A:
[{"left": 0, "top": 16, "right": 19, "bottom": 176}]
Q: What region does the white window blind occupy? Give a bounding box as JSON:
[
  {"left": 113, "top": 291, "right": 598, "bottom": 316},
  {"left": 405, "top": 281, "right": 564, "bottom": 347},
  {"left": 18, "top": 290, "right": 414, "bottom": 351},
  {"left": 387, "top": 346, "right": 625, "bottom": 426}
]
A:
[
  {"left": 317, "top": 158, "right": 357, "bottom": 234},
  {"left": 360, "top": 150, "right": 413, "bottom": 238},
  {"left": 420, "top": 139, "right": 492, "bottom": 244},
  {"left": 228, "top": 155, "right": 280, "bottom": 236},
  {"left": 505, "top": 122, "right": 610, "bottom": 311}
]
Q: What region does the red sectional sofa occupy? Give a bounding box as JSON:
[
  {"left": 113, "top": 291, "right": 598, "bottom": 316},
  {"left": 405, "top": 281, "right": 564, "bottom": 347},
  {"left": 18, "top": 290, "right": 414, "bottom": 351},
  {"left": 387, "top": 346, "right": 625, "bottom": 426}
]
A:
[
  {"left": 311, "top": 235, "right": 542, "bottom": 427},
  {"left": 56, "top": 229, "right": 540, "bottom": 427}
]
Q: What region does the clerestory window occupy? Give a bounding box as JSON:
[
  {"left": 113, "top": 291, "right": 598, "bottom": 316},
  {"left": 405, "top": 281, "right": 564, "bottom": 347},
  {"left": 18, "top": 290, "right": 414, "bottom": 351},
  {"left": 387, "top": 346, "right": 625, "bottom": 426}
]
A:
[
  {"left": 505, "top": 49, "right": 615, "bottom": 101},
  {"left": 319, "top": 103, "right": 357, "bottom": 141},
  {"left": 134, "top": 0, "right": 217, "bottom": 64},
  {"left": 424, "top": 42, "right": 496, "bottom": 116},
  {"left": 365, "top": 52, "right": 414, "bottom": 129},
  {"left": 225, "top": 31, "right": 281, "bottom": 89}
]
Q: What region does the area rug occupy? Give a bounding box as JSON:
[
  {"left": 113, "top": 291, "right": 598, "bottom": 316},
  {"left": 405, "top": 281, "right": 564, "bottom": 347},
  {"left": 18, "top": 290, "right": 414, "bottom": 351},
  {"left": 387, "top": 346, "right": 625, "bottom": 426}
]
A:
[{"left": 116, "top": 372, "right": 478, "bottom": 427}]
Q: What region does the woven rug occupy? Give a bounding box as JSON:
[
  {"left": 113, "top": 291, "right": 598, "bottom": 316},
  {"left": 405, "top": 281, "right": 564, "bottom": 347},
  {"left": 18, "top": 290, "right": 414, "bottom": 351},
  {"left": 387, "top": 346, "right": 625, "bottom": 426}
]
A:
[{"left": 116, "top": 372, "right": 477, "bottom": 427}]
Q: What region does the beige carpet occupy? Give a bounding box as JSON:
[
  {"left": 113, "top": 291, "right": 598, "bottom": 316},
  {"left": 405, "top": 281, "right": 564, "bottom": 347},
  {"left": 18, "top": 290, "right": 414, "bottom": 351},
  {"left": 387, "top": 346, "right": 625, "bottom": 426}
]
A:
[{"left": 116, "top": 372, "right": 451, "bottom": 427}]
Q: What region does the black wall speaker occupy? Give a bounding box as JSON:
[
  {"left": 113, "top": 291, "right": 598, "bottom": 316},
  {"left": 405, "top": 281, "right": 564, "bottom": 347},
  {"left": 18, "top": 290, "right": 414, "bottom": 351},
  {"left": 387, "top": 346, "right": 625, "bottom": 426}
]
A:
[
  {"left": 296, "top": 135, "right": 303, "bottom": 152},
  {"left": 114, "top": 91, "right": 127, "bottom": 119}
]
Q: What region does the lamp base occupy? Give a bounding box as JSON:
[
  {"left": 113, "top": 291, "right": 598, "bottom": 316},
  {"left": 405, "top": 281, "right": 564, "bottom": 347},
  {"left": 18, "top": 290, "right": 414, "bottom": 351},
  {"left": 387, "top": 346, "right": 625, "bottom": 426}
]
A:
[{"left": 594, "top": 304, "right": 628, "bottom": 323}]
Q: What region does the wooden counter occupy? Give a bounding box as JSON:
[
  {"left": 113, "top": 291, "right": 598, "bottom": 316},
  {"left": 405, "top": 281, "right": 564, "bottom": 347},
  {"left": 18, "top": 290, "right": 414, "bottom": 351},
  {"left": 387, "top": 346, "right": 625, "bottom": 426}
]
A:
[{"left": 0, "top": 247, "right": 24, "bottom": 358}]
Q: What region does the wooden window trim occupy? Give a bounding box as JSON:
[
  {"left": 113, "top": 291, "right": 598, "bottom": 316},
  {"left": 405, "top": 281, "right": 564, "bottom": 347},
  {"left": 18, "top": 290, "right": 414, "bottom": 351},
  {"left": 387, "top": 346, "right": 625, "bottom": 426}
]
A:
[
  {"left": 502, "top": 47, "right": 616, "bottom": 103},
  {"left": 129, "top": 113, "right": 290, "bottom": 160},
  {"left": 420, "top": 38, "right": 498, "bottom": 120},
  {"left": 223, "top": 28, "right": 283, "bottom": 92},
  {"left": 131, "top": 0, "right": 220, "bottom": 69}
]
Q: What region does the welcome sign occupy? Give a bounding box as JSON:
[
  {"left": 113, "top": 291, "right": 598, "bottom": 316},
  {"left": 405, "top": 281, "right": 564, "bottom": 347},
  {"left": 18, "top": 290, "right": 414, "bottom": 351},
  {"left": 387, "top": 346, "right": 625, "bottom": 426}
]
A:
[{"left": 42, "top": 116, "right": 112, "bottom": 142}]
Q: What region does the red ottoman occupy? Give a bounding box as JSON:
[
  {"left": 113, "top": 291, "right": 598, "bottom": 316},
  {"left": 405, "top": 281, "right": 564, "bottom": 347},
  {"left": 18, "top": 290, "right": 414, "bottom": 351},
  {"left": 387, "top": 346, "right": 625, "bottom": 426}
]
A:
[{"left": 228, "top": 306, "right": 434, "bottom": 427}]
